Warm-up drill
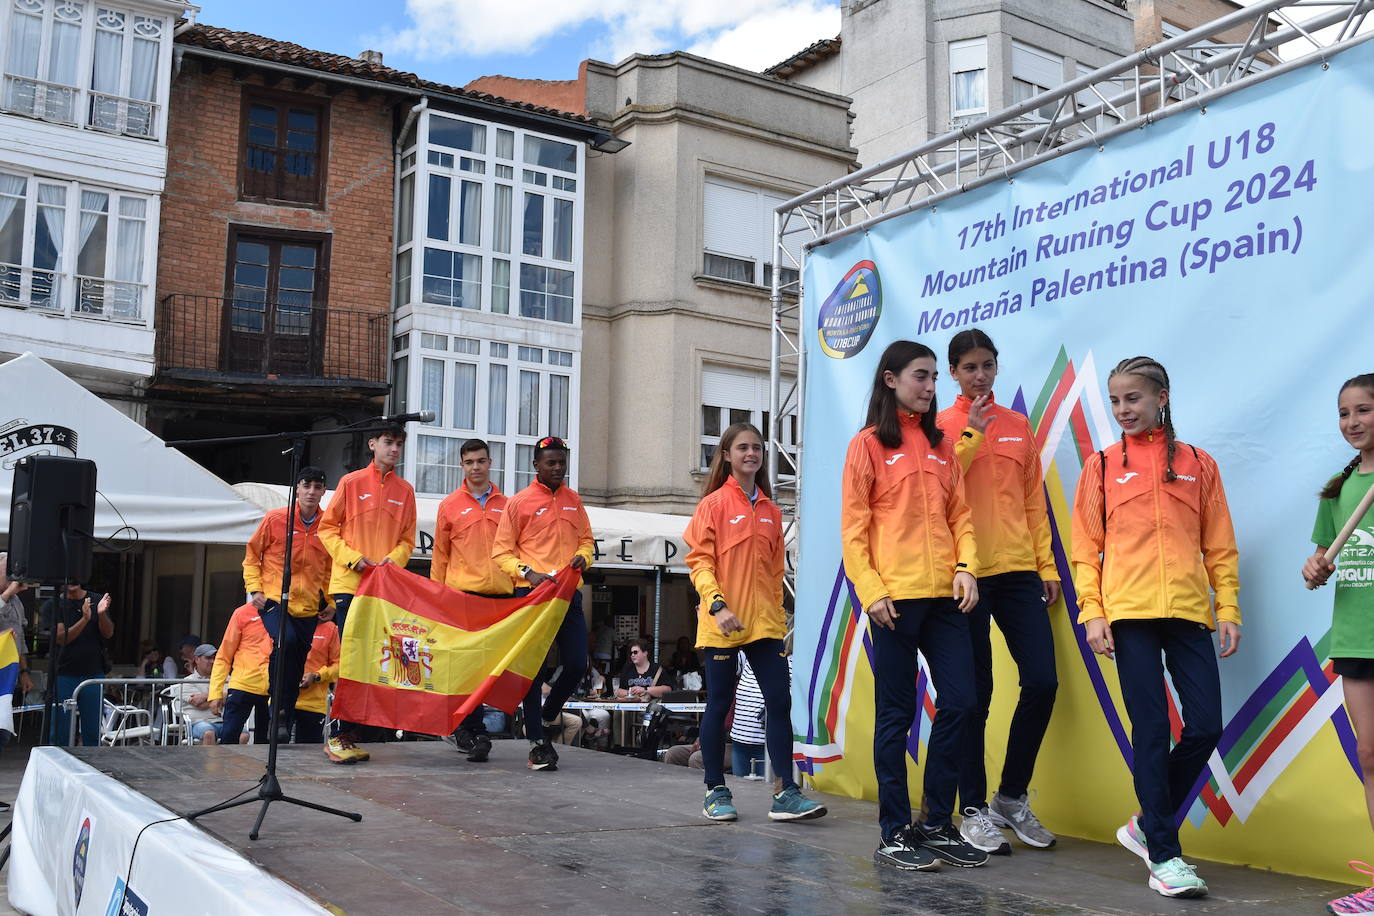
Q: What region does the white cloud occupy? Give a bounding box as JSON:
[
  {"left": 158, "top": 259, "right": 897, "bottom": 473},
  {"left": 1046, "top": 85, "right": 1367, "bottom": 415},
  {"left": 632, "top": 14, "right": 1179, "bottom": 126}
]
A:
[
  {"left": 686, "top": 1, "right": 840, "bottom": 72},
  {"left": 379, "top": 0, "right": 840, "bottom": 72}
]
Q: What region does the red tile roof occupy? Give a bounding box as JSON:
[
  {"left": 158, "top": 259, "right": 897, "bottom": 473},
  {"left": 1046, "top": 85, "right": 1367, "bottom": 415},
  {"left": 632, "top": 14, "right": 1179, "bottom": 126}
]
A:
[{"left": 176, "top": 24, "right": 595, "bottom": 125}]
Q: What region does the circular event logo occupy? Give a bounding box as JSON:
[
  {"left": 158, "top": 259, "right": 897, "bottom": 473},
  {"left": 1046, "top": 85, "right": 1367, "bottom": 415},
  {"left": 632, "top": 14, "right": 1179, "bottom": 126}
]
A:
[{"left": 817, "top": 260, "right": 881, "bottom": 359}]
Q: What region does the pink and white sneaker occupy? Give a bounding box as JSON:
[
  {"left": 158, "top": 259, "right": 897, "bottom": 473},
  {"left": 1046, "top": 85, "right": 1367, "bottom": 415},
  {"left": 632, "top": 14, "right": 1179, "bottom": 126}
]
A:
[{"left": 1329, "top": 861, "right": 1374, "bottom": 914}]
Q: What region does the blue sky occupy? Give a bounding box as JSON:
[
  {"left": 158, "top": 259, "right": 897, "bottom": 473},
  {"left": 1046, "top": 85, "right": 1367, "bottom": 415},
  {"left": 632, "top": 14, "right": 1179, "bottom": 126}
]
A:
[{"left": 193, "top": 0, "right": 842, "bottom": 89}]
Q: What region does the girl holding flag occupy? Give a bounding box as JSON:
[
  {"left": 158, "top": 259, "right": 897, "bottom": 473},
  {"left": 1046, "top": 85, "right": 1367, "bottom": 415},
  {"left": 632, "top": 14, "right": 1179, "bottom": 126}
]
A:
[
  {"left": 685, "top": 422, "right": 826, "bottom": 823},
  {"left": 1071, "top": 356, "right": 1240, "bottom": 899},
  {"left": 1301, "top": 373, "right": 1374, "bottom": 916}
]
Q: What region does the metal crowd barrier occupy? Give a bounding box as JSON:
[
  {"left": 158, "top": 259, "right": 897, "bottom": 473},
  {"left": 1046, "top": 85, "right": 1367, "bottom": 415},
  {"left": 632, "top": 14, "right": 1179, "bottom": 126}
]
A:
[{"left": 65, "top": 677, "right": 196, "bottom": 747}]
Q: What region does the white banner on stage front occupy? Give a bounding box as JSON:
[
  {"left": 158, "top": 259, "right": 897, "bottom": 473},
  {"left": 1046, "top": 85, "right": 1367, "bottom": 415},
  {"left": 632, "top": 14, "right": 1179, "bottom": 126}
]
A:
[{"left": 9, "top": 748, "right": 327, "bottom": 916}]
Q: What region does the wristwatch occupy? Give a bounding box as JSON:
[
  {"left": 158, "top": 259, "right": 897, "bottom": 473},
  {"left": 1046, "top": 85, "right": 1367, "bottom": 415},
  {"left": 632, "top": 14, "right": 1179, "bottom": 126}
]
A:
[
  {"left": 708, "top": 595, "right": 727, "bottom": 615},
  {"left": 519, "top": 564, "right": 533, "bottom": 579}
]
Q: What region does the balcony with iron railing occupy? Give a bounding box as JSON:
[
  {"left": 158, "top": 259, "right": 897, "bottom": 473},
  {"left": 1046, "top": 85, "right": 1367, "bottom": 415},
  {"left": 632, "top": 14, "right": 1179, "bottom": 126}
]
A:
[
  {"left": 1, "top": 73, "right": 159, "bottom": 140},
  {"left": 155, "top": 294, "right": 389, "bottom": 391},
  {"left": 0, "top": 263, "right": 148, "bottom": 322}
]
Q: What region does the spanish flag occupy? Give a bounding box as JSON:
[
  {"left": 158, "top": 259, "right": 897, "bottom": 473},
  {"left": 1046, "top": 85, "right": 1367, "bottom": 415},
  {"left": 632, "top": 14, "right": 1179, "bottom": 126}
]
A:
[
  {"left": 331, "top": 563, "right": 580, "bottom": 736},
  {"left": 0, "top": 630, "right": 18, "bottom": 736}
]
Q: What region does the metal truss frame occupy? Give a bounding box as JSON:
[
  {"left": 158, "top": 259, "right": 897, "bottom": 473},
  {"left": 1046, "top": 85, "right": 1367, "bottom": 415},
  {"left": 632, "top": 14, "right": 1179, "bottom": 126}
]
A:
[{"left": 767, "top": 0, "right": 1374, "bottom": 611}]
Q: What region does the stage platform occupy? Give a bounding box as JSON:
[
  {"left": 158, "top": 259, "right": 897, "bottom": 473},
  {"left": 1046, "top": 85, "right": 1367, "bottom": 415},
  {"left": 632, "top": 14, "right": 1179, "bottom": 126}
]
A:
[{"left": 57, "top": 741, "right": 1347, "bottom": 915}]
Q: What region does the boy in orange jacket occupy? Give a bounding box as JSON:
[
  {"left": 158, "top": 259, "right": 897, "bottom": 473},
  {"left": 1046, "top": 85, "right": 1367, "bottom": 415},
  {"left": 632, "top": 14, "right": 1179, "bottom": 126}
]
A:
[
  {"left": 319, "top": 425, "right": 417, "bottom": 764},
  {"left": 208, "top": 603, "right": 275, "bottom": 744}
]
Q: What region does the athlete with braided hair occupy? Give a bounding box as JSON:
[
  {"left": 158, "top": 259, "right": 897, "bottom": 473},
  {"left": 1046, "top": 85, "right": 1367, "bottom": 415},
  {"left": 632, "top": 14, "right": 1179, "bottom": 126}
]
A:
[
  {"left": 1302, "top": 373, "right": 1374, "bottom": 915},
  {"left": 1071, "top": 356, "right": 1241, "bottom": 899}
]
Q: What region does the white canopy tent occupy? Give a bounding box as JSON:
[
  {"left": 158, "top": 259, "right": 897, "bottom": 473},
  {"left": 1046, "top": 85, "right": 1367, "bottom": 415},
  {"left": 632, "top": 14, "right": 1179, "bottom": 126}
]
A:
[{"left": 0, "top": 353, "right": 262, "bottom": 545}]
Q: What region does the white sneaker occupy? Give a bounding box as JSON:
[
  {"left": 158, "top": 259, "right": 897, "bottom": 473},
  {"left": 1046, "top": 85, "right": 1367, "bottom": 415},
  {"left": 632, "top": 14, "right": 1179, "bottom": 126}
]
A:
[{"left": 958, "top": 806, "right": 1011, "bottom": 855}]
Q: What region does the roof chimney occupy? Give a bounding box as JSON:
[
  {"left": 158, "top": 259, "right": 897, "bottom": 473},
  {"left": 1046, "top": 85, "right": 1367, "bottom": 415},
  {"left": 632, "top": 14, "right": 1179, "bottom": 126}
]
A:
[{"left": 358, "top": 50, "right": 384, "bottom": 65}]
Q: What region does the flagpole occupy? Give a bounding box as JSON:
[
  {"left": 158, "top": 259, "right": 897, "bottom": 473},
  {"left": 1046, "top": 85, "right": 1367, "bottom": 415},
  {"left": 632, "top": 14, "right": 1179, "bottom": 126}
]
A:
[
  {"left": 1308, "top": 482, "right": 1374, "bottom": 590},
  {"left": 450, "top": 570, "right": 579, "bottom": 727}
]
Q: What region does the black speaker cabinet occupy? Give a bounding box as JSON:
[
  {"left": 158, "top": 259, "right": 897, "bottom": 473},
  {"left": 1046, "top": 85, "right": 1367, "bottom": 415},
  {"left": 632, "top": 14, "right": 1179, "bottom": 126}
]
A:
[{"left": 7, "top": 456, "right": 96, "bottom": 583}]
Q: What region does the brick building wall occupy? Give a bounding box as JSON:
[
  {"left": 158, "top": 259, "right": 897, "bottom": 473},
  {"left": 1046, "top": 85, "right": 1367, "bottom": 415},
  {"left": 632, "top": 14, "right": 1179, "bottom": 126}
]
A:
[{"left": 156, "top": 65, "right": 398, "bottom": 380}]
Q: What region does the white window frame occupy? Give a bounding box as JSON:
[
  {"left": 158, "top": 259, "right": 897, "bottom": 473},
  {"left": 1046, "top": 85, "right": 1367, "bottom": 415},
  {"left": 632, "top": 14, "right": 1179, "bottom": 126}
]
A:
[
  {"left": 1011, "top": 41, "right": 1064, "bottom": 122},
  {"left": 698, "top": 364, "right": 798, "bottom": 477},
  {"left": 949, "top": 37, "right": 988, "bottom": 120},
  {"left": 394, "top": 110, "right": 584, "bottom": 327},
  {"left": 400, "top": 329, "right": 580, "bottom": 495},
  {"left": 701, "top": 176, "right": 801, "bottom": 290},
  {"left": 0, "top": 0, "right": 173, "bottom": 140},
  {"left": 0, "top": 166, "right": 155, "bottom": 323}
]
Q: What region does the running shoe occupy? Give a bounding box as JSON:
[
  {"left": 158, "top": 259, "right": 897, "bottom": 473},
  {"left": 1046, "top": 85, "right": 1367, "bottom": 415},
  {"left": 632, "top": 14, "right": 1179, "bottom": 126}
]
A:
[
  {"left": 960, "top": 806, "right": 1011, "bottom": 855},
  {"left": 769, "top": 785, "right": 827, "bottom": 821},
  {"left": 914, "top": 821, "right": 990, "bottom": 868},
  {"left": 703, "top": 785, "right": 738, "bottom": 821},
  {"left": 1328, "top": 861, "right": 1374, "bottom": 914},
  {"left": 1148, "top": 857, "right": 1208, "bottom": 898},
  {"left": 874, "top": 824, "right": 941, "bottom": 871},
  {"left": 527, "top": 739, "right": 558, "bottom": 771},
  {"left": 1116, "top": 814, "right": 1149, "bottom": 864},
  {"left": 446, "top": 727, "right": 492, "bottom": 762},
  {"left": 989, "top": 792, "right": 1057, "bottom": 849},
  {"left": 324, "top": 736, "right": 362, "bottom": 765}
]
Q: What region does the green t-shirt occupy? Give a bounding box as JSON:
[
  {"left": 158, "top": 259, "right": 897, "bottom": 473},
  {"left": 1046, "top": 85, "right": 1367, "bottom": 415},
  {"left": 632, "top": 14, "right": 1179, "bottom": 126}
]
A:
[{"left": 1312, "top": 469, "right": 1374, "bottom": 658}]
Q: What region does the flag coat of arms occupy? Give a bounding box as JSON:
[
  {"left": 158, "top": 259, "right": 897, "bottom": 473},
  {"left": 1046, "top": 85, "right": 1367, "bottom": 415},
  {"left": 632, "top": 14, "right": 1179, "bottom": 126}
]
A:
[{"left": 331, "top": 563, "right": 579, "bottom": 735}]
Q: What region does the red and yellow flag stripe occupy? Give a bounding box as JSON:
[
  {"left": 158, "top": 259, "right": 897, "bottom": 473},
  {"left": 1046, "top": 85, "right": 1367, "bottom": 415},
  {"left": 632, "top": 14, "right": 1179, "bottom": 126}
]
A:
[{"left": 331, "top": 563, "right": 579, "bottom": 736}]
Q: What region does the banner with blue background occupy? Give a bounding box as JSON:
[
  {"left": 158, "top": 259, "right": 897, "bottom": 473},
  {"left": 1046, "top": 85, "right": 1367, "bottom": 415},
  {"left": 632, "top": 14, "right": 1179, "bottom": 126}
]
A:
[{"left": 794, "top": 39, "right": 1372, "bottom": 882}]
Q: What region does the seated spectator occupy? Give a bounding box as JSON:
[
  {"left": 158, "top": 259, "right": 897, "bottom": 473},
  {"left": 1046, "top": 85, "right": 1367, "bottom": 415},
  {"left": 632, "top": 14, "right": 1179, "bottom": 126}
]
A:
[
  {"left": 292, "top": 610, "right": 340, "bottom": 744},
  {"left": 615, "top": 639, "right": 670, "bottom": 701},
  {"left": 540, "top": 678, "right": 583, "bottom": 745},
  {"left": 174, "top": 634, "right": 201, "bottom": 676},
  {"left": 579, "top": 655, "right": 609, "bottom": 698},
  {"left": 168, "top": 644, "right": 246, "bottom": 745},
  {"left": 668, "top": 636, "right": 701, "bottom": 679}
]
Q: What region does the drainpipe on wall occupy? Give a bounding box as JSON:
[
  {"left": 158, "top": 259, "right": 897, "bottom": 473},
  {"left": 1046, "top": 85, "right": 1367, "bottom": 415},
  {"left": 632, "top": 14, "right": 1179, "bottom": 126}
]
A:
[{"left": 173, "top": 4, "right": 200, "bottom": 36}]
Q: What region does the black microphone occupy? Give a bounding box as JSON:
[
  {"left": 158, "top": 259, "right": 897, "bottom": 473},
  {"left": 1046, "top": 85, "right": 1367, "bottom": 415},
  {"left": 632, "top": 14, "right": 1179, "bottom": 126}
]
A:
[{"left": 376, "top": 411, "right": 436, "bottom": 424}]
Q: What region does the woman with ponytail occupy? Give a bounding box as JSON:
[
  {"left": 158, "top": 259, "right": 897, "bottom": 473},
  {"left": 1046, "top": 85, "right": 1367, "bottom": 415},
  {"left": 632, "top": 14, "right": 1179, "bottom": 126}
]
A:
[
  {"left": 1071, "top": 356, "right": 1241, "bottom": 899},
  {"left": 841, "top": 340, "right": 985, "bottom": 871},
  {"left": 1302, "top": 374, "right": 1374, "bottom": 916}
]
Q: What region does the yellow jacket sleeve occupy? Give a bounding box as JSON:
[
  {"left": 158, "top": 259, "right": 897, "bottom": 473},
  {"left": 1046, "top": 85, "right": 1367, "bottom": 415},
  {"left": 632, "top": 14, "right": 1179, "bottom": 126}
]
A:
[
  {"left": 1071, "top": 451, "right": 1107, "bottom": 623},
  {"left": 208, "top": 616, "right": 239, "bottom": 702},
  {"left": 242, "top": 515, "right": 270, "bottom": 595},
  {"left": 1023, "top": 439, "right": 1058, "bottom": 581},
  {"left": 318, "top": 485, "right": 363, "bottom": 569},
  {"left": 492, "top": 497, "right": 523, "bottom": 578},
  {"left": 1200, "top": 454, "right": 1242, "bottom": 625},
  {"left": 953, "top": 428, "right": 984, "bottom": 473},
  {"left": 684, "top": 503, "right": 723, "bottom": 605},
  {"left": 840, "top": 437, "right": 888, "bottom": 611},
  {"left": 946, "top": 460, "right": 978, "bottom": 575}
]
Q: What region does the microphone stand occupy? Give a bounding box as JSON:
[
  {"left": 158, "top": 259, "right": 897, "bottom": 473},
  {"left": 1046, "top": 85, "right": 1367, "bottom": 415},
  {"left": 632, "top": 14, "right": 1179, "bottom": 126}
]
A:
[{"left": 169, "top": 418, "right": 400, "bottom": 840}]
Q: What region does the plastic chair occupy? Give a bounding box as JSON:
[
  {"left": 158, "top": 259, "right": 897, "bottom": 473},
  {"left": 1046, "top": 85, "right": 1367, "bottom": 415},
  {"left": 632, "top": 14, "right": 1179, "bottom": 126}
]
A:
[
  {"left": 158, "top": 687, "right": 190, "bottom": 746},
  {"left": 99, "top": 698, "right": 152, "bottom": 746}
]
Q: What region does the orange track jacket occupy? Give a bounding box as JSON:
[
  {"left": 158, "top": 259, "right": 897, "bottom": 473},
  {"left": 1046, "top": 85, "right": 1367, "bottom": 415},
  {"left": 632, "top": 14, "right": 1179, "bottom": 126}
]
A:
[
  {"left": 1071, "top": 430, "right": 1240, "bottom": 628},
  {"left": 242, "top": 506, "right": 332, "bottom": 617},
  {"left": 937, "top": 394, "right": 1057, "bottom": 581},
  {"left": 319, "top": 461, "right": 417, "bottom": 596},
  {"left": 431, "top": 485, "right": 514, "bottom": 595},
  {"left": 492, "top": 480, "right": 595, "bottom": 587},
  {"left": 841, "top": 411, "right": 977, "bottom": 611},
  {"left": 208, "top": 604, "right": 274, "bottom": 700},
  {"left": 685, "top": 476, "right": 787, "bottom": 649},
  {"left": 295, "top": 620, "right": 340, "bottom": 715}
]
